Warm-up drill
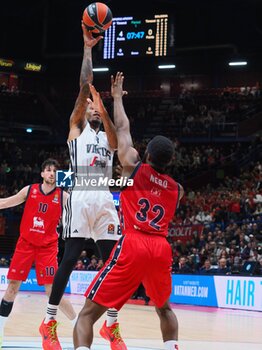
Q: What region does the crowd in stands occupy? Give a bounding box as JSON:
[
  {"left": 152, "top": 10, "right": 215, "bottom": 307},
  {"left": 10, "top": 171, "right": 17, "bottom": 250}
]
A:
[
  {"left": 169, "top": 159, "right": 262, "bottom": 276},
  {"left": 1, "top": 136, "right": 261, "bottom": 197},
  {"left": 43, "top": 84, "right": 262, "bottom": 140},
  {"left": 73, "top": 251, "right": 103, "bottom": 271},
  {"left": 132, "top": 86, "right": 262, "bottom": 138},
  {"left": 0, "top": 83, "right": 261, "bottom": 143}
]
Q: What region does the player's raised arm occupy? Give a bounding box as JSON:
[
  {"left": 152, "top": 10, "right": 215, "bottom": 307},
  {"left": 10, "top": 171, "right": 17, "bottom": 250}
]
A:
[
  {"left": 88, "top": 84, "right": 118, "bottom": 149},
  {"left": 0, "top": 186, "right": 29, "bottom": 209},
  {"left": 111, "top": 72, "right": 140, "bottom": 168},
  {"left": 68, "top": 24, "right": 102, "bottom": 142}
]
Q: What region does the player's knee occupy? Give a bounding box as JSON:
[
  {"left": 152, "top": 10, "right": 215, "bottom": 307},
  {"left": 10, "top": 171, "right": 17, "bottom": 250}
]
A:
[
  {"left": 78, "top": 298, "right": 107, "bottom": 324},
  {"left": 156, "top": 301, "right": 172, "bottom": 317},
  {"left": 5, "top": 281, "right": 20, "bottom": 299},
  {"left": 78, "top": 305, "right": 95, "bottom": 324}
]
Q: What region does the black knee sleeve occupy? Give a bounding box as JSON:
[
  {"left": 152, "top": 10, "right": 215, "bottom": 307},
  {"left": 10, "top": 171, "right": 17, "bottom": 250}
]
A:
[
  {"left": 0, "top": 299, "right": 14, "bottom": 317},
  {"left": 49, "top": 238, "right": 85, "bottom": 305}
]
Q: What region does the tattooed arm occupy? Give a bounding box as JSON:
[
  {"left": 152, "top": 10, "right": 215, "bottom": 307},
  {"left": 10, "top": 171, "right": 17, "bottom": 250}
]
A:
[{"left": 68, "top": 24, "right": 102, "bottom": 142}]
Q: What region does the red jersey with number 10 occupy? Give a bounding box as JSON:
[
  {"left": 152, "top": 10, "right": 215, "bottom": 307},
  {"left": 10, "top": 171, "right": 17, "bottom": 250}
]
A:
[
  {"left": 120, "top": 163, "right": 180, "bottom": 237},
  {"left": 20, "top": 184, "right": 63, "bottom": 246}
]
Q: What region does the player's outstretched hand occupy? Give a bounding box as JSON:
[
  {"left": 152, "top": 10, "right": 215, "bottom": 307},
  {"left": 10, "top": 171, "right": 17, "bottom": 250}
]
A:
[
  {"left": 87, "top": 83, "right": 107, "bottom": 117},
  {"left": 82, "top": 22, "right": 103, "bottom": 48},
  {"left": 111, "top": 72, "right": 128, "bottom": 98}
]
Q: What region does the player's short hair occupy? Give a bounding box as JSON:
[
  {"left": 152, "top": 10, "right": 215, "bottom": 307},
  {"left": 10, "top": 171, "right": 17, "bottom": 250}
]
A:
[
  {"left": 41, "top": 158, "right": 60, "bottom": 171},
  {"left": 147, "top": 135, "right": 174, "bottom": 168}
]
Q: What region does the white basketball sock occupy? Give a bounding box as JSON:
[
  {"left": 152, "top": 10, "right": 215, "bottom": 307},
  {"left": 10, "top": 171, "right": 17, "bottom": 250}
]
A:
[
  {"left": 76, "top": 347, "right": 90, "bottom": 350},
  {"left": 0, "top": 315, "right": 8, "bottom": 336},
  {"left": 164, "top": 340, "right": 179, "bottom": 350},
  {"left": 106, "top": 308, "right": 118, "bottom": 327},
  {"left": 44, "top": 303, "right": 58, "bottom": 323}
]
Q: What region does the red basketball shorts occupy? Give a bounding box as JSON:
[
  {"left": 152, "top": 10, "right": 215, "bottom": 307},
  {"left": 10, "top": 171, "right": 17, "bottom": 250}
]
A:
[
  {"left": 85, "top": 231, "right": 172, "bottom": 309},
  {"left": 7, "top": 236, "right": 58, "bottom": 285}
]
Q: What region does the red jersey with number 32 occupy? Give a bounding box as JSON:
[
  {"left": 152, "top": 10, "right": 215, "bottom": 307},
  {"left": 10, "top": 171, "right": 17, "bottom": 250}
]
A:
[
  {"left": 120, "top": 163, "right": 180, "bottom": 237},
  {"left": 20, "top": 184, "right": 63, "bottom": 246}
]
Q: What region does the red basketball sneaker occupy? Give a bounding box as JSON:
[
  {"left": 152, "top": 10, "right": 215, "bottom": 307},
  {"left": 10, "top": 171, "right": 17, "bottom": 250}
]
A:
[
  {"left": 99, "top": 321, "right": 127, "bottom": 350},
  {"left": 39, "top": 319, "right": 62, "bottom": 350}
]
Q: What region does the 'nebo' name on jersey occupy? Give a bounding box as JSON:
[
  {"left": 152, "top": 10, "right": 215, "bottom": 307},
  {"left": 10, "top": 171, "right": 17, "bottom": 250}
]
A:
[{"left": 150, "top": 174, "right": 168, "bottom": 188}]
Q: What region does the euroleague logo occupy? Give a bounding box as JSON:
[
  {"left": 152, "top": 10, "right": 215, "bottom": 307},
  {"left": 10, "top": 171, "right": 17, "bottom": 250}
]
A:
[{"left": 107, "top": 224, "right": 115, "bottom": 234}]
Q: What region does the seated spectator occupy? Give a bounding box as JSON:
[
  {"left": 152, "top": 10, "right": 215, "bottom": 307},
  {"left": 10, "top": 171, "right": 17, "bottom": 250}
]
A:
[
  {"left": 190, "top": 248, "right": 201, "bottom": 272},
  {"left": 87, "top": 256, "right": 98, "bottom": 271},
  {"left": 199, "top": 259, "right": 216, "bottom": 274},
  {"left": 74, "top": 259, "right": 85, "bottom": 270},
  {"left": 241, "top": 242, "right": 256, "bottom": 261},
  {"left": 196, "top": 209, "right": 213, "bottom": 227},
  {"left": 173, "top": 256, "right": 192, "bottom": 274},
  {"left": 216, "top": 258, "right": 231, "bottom": 275},
  {"left": 97, "top": 259, "right": 104, "bottom": 270}
]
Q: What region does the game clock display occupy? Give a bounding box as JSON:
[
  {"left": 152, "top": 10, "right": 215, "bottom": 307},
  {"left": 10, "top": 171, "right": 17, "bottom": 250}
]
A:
[{"left": 103, "top": 14, "right": 170, "bottom": 59}]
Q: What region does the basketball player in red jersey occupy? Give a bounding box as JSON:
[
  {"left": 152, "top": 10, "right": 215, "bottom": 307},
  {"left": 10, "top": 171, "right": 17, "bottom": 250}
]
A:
[
  {"left": 0, "top": 159, "right": 76, "bottom": 349},
  {"left": 73, "top": 73, "right": 183, "bottom": 350}
]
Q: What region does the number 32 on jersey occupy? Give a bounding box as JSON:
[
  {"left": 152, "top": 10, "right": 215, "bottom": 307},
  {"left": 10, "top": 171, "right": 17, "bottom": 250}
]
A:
[{"left": 135, "top": 198, "right": 165, "bottom": 230}]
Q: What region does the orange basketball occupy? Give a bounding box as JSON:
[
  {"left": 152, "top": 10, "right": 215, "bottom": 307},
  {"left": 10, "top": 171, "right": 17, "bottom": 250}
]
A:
[{"left": 82, "top": 2, "right": 113, "bottom": 35}]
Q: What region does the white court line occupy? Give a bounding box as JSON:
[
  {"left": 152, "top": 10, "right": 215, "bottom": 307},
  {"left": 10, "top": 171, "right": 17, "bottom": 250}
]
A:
[
  {"left": 2, "top": 339, "right": 262, "bottom": 350},
  {"left": 1, "top": 337, "right": 163, "bottom": 350},
  {"left": 0, "top": 341, "right": 161, "bottom": 350}
]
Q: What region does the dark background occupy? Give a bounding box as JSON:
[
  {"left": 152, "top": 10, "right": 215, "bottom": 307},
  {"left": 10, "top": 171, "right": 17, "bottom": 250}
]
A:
[{"left": 1, "top": 0, "right": 262, "bottom": 74}]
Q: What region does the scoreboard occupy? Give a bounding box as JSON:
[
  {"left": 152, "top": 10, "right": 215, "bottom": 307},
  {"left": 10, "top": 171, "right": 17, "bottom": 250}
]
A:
[{"left": 103, "top": 14, "right": 171, "bottom": 59}]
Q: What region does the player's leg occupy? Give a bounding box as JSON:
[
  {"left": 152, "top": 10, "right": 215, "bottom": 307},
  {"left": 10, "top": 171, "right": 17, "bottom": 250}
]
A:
[
  {"left": 74, "top": 234, "right": 141, "bottom": 350},
  {"left": 0, "top": 280, "right": 22, "bottom": 347},
  {"left": 94, "top": 197, "right": 126, "bottom": 350},
  {"left": 35, "top": 240, "right": 77, "bottom": 323},
  {"left": 46, "top": 192, "right": 93, "bottom": 321},
  {"left": 44, "top": 284, "right": 77, "bottom": 323},
  {"left": 96, "top": 239, "right": 117, "bottom": 263},
  {"left": 96, "top": 240, "right": 119, "bottom": 325},
  {"left": 40, "top": 194, "right": 93, "bottom": 349},
  {"left": 155, "top": 300, "right": 179, "bottom": 350},
  {"left": 93, "top": 233, "right": 147, "bottom": 350},
  {"left": 74, "top": 298, "right": 107, "bottom": 349},
  {"left": 39, "top": 237, "right": 85, "bottom": 350},
  {"left": 0, "top": 237, "right": 34, "bottom": 346},
  {"left": 142, "top": 236, "right": 179, "bottom": 350},
  {"left": 96, "top": 239, "right": 126, "bottom": 348},
  {"left": 44, "top": 237, "right": 85, "bottom": 322}
]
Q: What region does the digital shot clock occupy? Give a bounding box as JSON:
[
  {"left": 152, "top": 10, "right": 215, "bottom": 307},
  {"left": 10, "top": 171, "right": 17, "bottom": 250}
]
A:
[{"left": 102, "top": 14, "right": 172, "bottom": 59}]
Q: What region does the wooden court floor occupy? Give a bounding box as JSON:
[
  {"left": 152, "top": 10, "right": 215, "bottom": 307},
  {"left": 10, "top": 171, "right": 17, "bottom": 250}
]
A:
[{"left": 1, "top": 291, "right": 261, "bottom": 350}]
